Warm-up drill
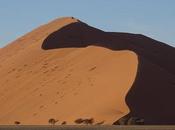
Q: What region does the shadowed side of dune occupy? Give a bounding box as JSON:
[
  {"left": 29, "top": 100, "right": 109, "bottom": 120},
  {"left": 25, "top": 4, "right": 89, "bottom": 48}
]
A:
[
  {"left": 109, "top": 32, "right": 175, "bottom": 74},
  {"left": 42, "top": 22, "right": 175, "bottom": 74},
  {"left": 42, "top": 22, "right": 106, "bottom": 50},
  {"left": 124, "top": 56, "right": 175, "bottom": 125},
  {"left": 42, "top": 22, "right": 175, "bottom": 124}
]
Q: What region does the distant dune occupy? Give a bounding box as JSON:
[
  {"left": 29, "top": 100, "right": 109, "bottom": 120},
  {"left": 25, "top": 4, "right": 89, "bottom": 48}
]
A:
[{"left": 0, "top": 17, "right": 175, "bottom": 125}]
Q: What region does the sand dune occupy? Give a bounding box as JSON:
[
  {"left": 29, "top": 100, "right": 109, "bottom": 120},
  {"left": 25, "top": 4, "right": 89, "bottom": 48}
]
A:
[{"left": 0, "top": 17, "right": 175, "bottom": 125}]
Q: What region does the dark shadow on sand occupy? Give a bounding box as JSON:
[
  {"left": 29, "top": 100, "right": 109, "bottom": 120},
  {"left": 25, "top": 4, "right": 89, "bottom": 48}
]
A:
[{"left": 42, "top": 22, "right": 175, "bottom": 124}]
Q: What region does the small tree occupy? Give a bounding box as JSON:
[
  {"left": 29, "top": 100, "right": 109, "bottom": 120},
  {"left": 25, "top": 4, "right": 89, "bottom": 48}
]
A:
[{"left": 48, "top": 118, "right": 58, "bottom": 125}]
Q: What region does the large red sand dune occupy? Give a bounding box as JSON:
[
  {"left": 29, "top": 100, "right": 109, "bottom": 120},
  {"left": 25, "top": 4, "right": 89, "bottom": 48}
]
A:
[{"left": 0, "top": 17, "right": 175, "bottom": 125}]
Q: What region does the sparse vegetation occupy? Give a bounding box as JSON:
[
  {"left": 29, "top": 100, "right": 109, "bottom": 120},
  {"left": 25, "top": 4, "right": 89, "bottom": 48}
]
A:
[
  {"left": 113, "top": 114, "right": 144, "bottom": 125},
  {"left": 48, "top": 118, "right": 58, "bottom": 125},
  {"left": 113, "top": 114, "right": 130, "bottom": 125},
  {"left": 127, "top": 117, "right": 144, "bottom": 125}
]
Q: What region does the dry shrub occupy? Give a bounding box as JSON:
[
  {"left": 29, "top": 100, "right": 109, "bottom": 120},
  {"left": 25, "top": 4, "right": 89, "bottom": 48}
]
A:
[
  {"left": 83, "top": 118, "right": 94, "bottom": 125},
  {"left": 61, "top": 121, "right": 66, "bottom": 125},
  {"left": 14, "top": 121, "right": 20, "bottom": 125},
  {"left": 74, "top": 118, "right": 84, "bottom": 124},
  {"left": 75, "top": 118, "right": 94, "bottom": 125}
]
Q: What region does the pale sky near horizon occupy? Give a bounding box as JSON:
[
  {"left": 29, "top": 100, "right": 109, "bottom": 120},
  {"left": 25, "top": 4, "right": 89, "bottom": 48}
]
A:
[{"left": 0, "top": 0, "right": 175, "bottom": 47}]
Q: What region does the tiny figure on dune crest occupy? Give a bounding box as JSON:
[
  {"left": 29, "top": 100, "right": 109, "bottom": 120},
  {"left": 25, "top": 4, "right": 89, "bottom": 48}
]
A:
[
  {"left": 48, "top": 118, "right": 58, "bottom": 125},
  {"left": 14, "top": 121, "right": 20, "bottom": 125}
]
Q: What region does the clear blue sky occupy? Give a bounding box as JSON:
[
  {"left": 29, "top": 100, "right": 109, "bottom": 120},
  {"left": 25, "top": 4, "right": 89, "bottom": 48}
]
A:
[{"left": 0, "top": 0, "right": 175, "bottom": 47}]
